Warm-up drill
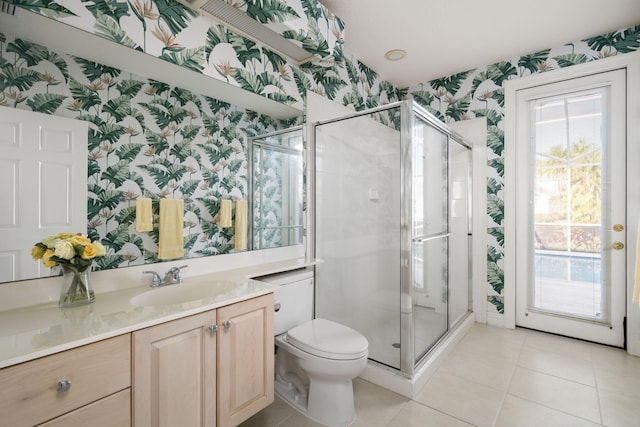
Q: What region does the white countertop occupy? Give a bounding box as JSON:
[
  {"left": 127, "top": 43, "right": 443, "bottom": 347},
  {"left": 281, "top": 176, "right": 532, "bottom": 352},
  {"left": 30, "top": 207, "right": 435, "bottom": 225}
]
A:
[{"left": 0, "top": 257, "right": 314, "bottom": 369}]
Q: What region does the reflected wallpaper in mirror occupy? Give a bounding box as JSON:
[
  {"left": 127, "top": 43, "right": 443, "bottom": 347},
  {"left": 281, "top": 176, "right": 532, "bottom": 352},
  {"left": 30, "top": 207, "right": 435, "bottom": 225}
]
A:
[
  {"left": 249, "top": 127, "right": 304, "bottom": 250},
  {"left": 0, "top": 32, "right": 300, "bottom": 283}
]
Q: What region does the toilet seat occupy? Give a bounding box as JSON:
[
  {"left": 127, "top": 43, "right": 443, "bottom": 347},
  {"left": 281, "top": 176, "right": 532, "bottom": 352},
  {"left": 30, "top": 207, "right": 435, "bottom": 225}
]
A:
[{"left": 285, "top": 318, "right": 368, "bottom": 360}]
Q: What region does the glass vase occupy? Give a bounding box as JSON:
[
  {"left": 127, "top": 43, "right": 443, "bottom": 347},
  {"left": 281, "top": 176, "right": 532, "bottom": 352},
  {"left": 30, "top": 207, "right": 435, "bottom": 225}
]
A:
[{"left": 59, "top": 264, "right": 95, "bottom": 307}]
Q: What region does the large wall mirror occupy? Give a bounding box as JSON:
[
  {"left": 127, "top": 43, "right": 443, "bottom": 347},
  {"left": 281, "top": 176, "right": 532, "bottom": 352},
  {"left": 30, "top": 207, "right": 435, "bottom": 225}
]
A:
[
  {"left": 249, "top": 127, "right": 305, "bottom": 250},
  {"left": 0, "top": 14, "right": 303, "bottom": 284}
]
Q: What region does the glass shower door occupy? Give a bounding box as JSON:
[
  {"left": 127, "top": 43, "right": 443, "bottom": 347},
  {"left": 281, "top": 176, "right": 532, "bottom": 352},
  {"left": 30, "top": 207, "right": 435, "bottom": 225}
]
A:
[{"left": 411, "top": 116, "right": 449, "bottom": 363}]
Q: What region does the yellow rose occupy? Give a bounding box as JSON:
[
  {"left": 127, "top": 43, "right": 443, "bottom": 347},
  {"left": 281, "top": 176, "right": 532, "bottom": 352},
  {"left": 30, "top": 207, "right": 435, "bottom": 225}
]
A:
[
  {"left": 70, "top": 234, "right": 91, "bottom": 246},
  {"left": 41, "top": 235, "right": 60, "bottom": 249},
  {"left": 54, "top": 240, "right": 76, "bottom": 260},
  {"left": 42, "top": 250, "right": 57, "bottom": 267},
  {"left": 56, "top": 232, "right": 75, "bottom": 240},
  {"left": 81, "top": 243, "right": 97, "bottom": 260},
  {"left": 31, "top": 245, "right": 46, "bottom": 260},
  {"left": 93, "top": 241, "right": 106, "bottom": 257}
]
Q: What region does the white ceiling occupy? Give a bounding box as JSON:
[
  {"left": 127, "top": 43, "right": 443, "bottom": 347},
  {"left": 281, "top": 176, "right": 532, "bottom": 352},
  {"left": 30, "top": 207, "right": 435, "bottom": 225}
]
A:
[{"left": 320, "top": 0, "right": 640, "bottom": 88}]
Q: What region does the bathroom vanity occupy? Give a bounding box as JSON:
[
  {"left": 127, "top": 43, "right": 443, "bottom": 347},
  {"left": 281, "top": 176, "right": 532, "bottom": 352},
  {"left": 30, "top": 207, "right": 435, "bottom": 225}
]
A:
[
  {"left": 0, "top": 266, "right": 285, "bottom": 427},
  {"left": 133, "top": 293, "right": 273, "bottom": 427}
]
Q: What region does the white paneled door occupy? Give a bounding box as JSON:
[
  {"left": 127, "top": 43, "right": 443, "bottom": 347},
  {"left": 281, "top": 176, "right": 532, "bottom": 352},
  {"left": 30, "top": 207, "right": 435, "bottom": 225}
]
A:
[
  {"left": 0, "top": 106, "right": 88, "bottom": 282},
  {"left": 513, "top": 69, "right": 626, "bottom": 347}
]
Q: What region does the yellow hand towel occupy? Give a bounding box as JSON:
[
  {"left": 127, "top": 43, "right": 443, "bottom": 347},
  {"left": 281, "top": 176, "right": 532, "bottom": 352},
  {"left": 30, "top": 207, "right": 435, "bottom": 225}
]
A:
[
  {"left": 219, "top": 199, "right": 232, "bottom": 228},
  {"left": 234, "top": 199, "right": 248, "bottom": 251},
  {"left": 158, "top": 198, "right": 184, "bottom": 260},
  {"left": 135, "top": 197, "right": 153, "bottom": 232},
  {"left": 634, "top": 217, "right": 640, "bottom": 305}
]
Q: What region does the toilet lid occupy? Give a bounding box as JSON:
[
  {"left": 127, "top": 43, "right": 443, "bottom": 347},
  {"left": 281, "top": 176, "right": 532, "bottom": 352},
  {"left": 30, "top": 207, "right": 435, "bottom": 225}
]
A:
[{"left": 286, "top": 318, "right": 369, "bottom": 360}]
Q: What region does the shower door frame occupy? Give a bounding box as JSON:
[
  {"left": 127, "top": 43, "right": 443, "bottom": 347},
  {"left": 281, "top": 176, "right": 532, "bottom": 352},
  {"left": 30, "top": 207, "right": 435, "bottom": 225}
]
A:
[
  {"left": 310, "top": 100, "right": 473, "bottom": 378},
  {"left": 402, "top": 102, "right": 474, "bottom": 376}
]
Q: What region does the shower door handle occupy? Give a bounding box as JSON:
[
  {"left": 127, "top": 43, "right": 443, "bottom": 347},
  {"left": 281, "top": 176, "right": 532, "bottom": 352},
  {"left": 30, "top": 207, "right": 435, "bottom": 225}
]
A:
[{"left": 412, "top": 233, "right": 453, "bottom": 243}]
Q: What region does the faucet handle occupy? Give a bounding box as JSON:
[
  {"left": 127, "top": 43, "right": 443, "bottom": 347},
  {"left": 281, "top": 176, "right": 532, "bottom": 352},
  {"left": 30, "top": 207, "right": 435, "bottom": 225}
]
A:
[
  {"left": 174, "top": 265, "right": 188, "bottom": 281},
  {"left": 142, "top": 271, "right": 162, "bottom": 287},
  {"left": 166, "top": 265, "right": 188, "bottom": 284}
]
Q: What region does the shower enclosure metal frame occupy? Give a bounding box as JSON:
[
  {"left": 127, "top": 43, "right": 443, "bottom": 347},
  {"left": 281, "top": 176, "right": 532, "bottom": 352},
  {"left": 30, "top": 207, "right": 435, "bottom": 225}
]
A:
[{"left": 309, "top": 99, "right": 473, "bottom": 378}]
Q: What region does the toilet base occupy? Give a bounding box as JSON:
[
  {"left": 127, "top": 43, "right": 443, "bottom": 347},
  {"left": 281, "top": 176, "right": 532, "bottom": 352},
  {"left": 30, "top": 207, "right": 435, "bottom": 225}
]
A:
[{"left": 275, "top": 375, "right": 356, "bottom": 427}]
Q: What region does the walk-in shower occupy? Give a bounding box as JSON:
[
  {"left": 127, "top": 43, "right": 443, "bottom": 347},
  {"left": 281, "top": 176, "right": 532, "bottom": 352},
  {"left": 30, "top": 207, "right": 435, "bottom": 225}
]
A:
[{"left": 311, "top": 100, "right": 473, "bottom": 378}]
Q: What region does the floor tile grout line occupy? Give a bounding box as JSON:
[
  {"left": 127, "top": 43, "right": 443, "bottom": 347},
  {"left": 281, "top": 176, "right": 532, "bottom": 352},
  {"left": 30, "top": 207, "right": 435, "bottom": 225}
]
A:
[
  {"left": 493, "top": 332, "right": 526, "bottom": 427},
  {"left": 407, "top": 398, "right": 480, "bottom": 427},
  {"left": 507, "top": 361, "right": 603, "bottom": 426},
  {"left": 512, "top": 363, "right": 600, "bottom": 390},
  {"left": 502, "top": 391, "right": 605, "bottom": 426},
  {"left": 379, "top": 398, "right": 411, "bottom": 427},
  {"left": 591, "top": 352, "right": 606, "bottom": 426},
  {"left": 486, "top": 328, "right": 608, "bottom": 426}
]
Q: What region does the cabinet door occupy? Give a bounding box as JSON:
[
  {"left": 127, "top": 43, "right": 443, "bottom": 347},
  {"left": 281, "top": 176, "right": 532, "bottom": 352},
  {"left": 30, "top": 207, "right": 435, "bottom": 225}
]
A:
[
  {"left": 133, "top": 310, "right": 217, "bottom": 427},
  {"left": 217, "top": 294, "right": 274, "bottom": 427}
]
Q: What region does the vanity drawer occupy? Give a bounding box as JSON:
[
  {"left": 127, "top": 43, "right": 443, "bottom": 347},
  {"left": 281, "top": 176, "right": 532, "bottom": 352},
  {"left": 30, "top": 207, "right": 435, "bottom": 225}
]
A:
[
  {"left": 0, "top": 334, "right": 131, "bottom": 427},
  {"left": 38, "top": 389, "right": 131, "bottom": 427}
]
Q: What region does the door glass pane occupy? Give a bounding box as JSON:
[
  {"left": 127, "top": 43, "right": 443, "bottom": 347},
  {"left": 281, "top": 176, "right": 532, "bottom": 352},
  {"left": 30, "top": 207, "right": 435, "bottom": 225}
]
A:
[
  {"left": 413, "top": 116, "right": 448, "bottom": 362},
  {"left": 414, "top": 122, "right": 447, "bottom": 238},
  {"left": 448, "top": 141, "right": 471, "bottom": 327},
  {"left": 413, "top": 238, "right": 447, "bottom": 362},
  {"left": 529, "top": 88, "right": 609, "bottom": 322}
]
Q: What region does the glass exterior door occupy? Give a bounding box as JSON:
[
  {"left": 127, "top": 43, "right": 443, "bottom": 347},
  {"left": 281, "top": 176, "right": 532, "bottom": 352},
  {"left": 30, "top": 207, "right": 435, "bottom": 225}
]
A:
[{"left": 515, "top": 70, "right": 626, "bottom": 346}]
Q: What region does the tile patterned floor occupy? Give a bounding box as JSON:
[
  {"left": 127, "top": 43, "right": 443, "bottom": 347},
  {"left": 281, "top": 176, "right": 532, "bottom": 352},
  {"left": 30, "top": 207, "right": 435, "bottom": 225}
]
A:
[{"left": 239, "top": 323, "right": 640, "bottom": 427}]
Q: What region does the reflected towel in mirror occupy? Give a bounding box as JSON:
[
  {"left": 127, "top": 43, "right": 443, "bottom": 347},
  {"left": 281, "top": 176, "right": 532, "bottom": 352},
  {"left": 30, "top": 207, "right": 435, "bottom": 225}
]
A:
[
  {"left": 158, "top": 198, "right": 184, "bottom": 260},
  {"left": 234, "top": 199, "right": 248, "bottom": 251},
  {"left": 219, "top": 199, "right": 232, "bottom": 228},
  {"left": 135, "top": 197, "right": 153, "bottom": 232}
]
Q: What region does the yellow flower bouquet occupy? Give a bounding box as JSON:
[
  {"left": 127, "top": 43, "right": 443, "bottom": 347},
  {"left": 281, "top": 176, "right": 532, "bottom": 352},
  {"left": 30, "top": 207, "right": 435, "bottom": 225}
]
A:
[{"left": 32, "top": 233, "right": 106, "bottom": 307}]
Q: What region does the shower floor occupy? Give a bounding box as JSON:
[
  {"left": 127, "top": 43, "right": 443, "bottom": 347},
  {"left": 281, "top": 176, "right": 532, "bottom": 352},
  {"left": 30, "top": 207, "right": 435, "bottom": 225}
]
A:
[{"left": 358, "top": 303, "right": 447, "bottom": 369}]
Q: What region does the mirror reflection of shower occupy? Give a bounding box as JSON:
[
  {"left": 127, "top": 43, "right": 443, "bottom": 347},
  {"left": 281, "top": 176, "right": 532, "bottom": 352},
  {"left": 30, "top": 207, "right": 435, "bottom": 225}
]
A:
[
  {"left": 249, "top": 126, "right": 304, "bottom": 250},
  {"left": 313, "top": 101, "right": 473, "bottom": 378}
]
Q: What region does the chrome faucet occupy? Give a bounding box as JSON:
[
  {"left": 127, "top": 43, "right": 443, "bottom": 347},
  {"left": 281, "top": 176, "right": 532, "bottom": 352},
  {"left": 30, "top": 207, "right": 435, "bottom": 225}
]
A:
[
  {"left": 143, "top": 265, "right": 188, "bottom": 287},
  {"left": 163, "top": 265, "right": 188, "bottom": 285}
]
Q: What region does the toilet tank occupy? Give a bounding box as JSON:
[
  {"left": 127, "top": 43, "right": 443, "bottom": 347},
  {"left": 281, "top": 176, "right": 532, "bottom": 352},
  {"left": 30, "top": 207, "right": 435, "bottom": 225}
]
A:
[{"left": 255, "top": 269, "right": 314, "bottom": 335}]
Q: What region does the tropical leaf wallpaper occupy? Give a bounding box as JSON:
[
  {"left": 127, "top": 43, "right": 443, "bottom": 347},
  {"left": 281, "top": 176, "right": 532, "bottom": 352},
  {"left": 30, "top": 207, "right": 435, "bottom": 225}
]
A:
[
  {"left": 2, "top": 0, "right": 639, "bottom": 315},
  {"left": 8, "top": 0, "right": 404, "bottom": 111},
  {"left": 409, "top": 25, "right": 640, "bottom": 313},
  {"left": 0, "top": 31, "right": 296, "bottom": 270}
]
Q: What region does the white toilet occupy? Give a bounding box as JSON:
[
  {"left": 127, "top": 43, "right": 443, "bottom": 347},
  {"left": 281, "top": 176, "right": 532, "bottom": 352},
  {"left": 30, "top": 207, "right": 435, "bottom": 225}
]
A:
[{"left": 259, "top": 270, "right": 368, "bottom": 427}]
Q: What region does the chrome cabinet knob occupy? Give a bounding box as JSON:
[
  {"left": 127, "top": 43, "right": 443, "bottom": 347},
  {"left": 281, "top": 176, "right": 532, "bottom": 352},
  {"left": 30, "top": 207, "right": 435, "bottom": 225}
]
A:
[
  {"left": 222, "top": 320, "right": 232, "bottom": 329},
  {"left": 56, "top": 379, "right": 72, "bottom": 393},
  {"left": 208, "top": 325, "right": 218, "bottom": 333}
]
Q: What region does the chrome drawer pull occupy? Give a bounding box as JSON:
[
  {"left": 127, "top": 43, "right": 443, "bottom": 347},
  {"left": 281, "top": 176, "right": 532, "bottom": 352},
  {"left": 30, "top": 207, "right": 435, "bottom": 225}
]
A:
[
  {"left": 56, "top": 379, "right": 72, "bottom": 393},
  {"left": 208, "top": 324, "right": 218, "bottom": 333},
  {"left": 222, "top": 320, "right": 232, "bottom": 329}
]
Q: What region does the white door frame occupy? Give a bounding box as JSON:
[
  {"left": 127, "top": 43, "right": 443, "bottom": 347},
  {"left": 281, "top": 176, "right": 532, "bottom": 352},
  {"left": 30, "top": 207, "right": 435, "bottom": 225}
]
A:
[{"left": 504, "top": 51, "right": 640, "bottom": 355}]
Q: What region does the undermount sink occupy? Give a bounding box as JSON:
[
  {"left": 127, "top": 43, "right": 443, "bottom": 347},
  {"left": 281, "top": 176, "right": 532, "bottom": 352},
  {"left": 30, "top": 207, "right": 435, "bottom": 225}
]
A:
[{"left": 130, "top": 280, "right": 240, "bottom": 307}]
